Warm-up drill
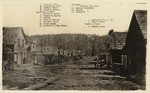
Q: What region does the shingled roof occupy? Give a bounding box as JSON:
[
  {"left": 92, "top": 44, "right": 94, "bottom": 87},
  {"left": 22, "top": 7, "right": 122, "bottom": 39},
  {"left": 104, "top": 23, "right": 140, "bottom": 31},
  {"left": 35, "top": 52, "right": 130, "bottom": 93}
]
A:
[
  {"left": 3, "top": 27, "right": 27, "bottom": 44},
  {"left": 133, "top": 10, "right": 147, "bottom": 39},
  {"left": 113, "top": 32, "right": 127, "bottom": 45},
  {"left": 111, "top": 31, "right": 127, "bottom": 49},
  {"left": 108, "top": 29, "right": 128, "bottom": 49}
]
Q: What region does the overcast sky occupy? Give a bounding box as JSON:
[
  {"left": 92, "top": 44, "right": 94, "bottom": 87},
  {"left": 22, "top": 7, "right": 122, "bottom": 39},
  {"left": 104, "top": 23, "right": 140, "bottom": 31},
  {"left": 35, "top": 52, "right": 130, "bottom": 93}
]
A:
[{"left": 3, "top": 1, "right": 147, "bottom": 36}]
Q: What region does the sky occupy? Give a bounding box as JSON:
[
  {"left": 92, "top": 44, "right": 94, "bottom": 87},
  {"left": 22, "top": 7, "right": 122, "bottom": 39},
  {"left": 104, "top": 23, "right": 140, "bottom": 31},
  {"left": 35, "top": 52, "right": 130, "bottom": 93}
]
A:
[{"left": 3, "top": 1, "right": 147, "bottom": 36}]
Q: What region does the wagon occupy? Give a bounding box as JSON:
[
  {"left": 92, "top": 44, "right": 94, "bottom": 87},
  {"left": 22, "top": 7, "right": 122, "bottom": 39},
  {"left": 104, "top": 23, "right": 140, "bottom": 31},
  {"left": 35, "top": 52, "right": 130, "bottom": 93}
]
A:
[{"left": 89, "top": 53, "right": 110, "bottom": 69}]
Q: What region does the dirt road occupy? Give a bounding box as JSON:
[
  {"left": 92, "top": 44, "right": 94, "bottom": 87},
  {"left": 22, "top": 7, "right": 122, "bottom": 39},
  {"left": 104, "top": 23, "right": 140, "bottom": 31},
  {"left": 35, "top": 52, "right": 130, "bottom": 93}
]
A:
[
  {"left": 3, "top": 57, "right": 142, "bottom": 90},
  {"left": 39, "top": 57, "right": 141, "bottom": 90}
]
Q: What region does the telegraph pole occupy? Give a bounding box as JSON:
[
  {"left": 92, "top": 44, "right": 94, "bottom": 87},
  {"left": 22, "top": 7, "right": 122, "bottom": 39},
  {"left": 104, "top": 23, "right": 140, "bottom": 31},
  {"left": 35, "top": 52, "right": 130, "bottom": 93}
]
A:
[{"left": 41, "top": 38, "right": 43, "bottom": 65}]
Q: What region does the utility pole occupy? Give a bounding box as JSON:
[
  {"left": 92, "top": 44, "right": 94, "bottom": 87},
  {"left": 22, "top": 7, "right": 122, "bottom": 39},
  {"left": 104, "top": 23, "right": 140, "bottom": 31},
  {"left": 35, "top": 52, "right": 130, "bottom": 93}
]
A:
[
  {"left": 91, "top": 36, "right": 96, "bottom": 56},
  {"left": 41, "top": 38, "right": 43, "bottom": 65}
]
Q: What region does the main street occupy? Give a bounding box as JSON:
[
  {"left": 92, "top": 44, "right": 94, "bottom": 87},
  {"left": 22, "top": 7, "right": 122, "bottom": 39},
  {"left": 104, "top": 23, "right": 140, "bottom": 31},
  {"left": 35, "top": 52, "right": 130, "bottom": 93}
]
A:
[
  {"left": 39, "top": 57, "right": 141, "bottom": 90},
  {"left": 3, "top": 56, "right": 142, "bottom": 90}
]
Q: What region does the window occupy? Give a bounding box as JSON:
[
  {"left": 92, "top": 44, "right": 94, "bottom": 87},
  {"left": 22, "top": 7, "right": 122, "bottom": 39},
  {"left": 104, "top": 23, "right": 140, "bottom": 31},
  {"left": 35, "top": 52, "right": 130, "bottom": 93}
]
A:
[
  {"left": 22, "top": 39, "right": 24, "bottom": 47},
  {"left": 18, "top": 39, "right": 20, "bottom": 47},
  {"left": 121, "top": 55, "right": 127, "bottom": 70},
  {"left": 14, "top": 54, "right": 18, "bottom": 61},
  {"left": 121, "top": 55, "right": 127, "bottom": 65}
]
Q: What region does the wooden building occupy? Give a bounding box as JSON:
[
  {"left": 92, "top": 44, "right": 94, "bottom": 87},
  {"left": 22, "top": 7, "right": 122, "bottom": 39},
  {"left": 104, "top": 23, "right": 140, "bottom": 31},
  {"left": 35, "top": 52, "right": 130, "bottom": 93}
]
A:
[
  {"left": 3, "top": 27, "right": 30, "bottom": 65},
  {"left": 108, "top": 30, "right": 127, "bottom": 70},
  {"left": 122, "top": 10, "right": 147, "bottom": 75},
  {"left": 27, "top": 42, "right": 58, "bottom": 65}
]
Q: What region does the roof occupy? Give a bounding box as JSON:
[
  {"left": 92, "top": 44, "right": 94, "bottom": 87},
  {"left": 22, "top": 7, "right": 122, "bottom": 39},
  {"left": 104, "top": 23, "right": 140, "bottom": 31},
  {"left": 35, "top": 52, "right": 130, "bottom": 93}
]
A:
[
  {"left": 36, "top": 46, "right": 58, "bottom": 55},
  {"left": 113, "top": 32, "right": 127, "bottom": 39},
  {"left": 113, "top": 32, "right": 127, "bottom": 49},
  {"left": 3, "top": 27, "right": 27, "bottom": 44},
  {"left": 16, "top": 44, "right": 30, "bottom": 52},
  {"left": 133, "top": 10, "right": 147, "bottom": 39},
  {"left": 109, "top": 31, "right": 127, "bottom": 49}
]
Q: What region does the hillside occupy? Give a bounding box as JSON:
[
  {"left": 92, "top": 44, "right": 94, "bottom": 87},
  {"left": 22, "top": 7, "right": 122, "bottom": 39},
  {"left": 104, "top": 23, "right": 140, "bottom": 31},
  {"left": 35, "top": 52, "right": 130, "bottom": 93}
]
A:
[{"left": 27, "top": 33, "right": 109, "bottom": 55}]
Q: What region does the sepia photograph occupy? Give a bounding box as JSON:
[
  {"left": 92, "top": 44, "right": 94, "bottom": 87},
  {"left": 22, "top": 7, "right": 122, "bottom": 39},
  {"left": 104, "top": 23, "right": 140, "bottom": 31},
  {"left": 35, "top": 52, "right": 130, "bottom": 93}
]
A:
[{"left": 1, "top": 0, "right": 148, "bottom": 91}]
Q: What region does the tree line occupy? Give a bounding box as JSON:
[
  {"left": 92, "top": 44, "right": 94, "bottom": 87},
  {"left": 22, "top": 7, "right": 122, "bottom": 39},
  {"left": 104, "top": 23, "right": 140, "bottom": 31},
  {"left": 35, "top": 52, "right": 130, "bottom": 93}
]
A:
[{"left": 27, "top": 33, "right": 109, "bottom": 56}]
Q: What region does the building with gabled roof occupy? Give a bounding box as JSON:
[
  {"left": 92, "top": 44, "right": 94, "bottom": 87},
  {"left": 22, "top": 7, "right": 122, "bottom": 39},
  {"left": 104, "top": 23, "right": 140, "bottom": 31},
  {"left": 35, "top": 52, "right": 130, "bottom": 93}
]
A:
[
  {"left": 3, "top": 27, "right": 30, "bottom": 65},
  {"left": 123, "top": 10, "right": 147, "bottom": 78},
  {"left": 107, "top": 30, "right": 127, "bottom": 69}
]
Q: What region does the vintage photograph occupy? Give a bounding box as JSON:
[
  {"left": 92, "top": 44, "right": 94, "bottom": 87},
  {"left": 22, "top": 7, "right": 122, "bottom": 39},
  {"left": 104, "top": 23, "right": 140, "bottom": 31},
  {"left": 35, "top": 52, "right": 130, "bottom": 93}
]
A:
[{"left": 2, "top": 1, "right": 147, "bottom": 91}]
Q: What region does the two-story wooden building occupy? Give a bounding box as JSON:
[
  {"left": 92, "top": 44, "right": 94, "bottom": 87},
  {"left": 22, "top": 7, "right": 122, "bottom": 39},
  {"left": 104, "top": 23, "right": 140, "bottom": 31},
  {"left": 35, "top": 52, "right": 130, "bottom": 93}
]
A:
[
  {"left": 3, "top": 27, "right": 30, "bottom": 65},
  {"left": 122, "top": 10, "right": 147, "bottom": 75},
  {"left": 27, "top": 41, "right": 58, "bottom": 65}
]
